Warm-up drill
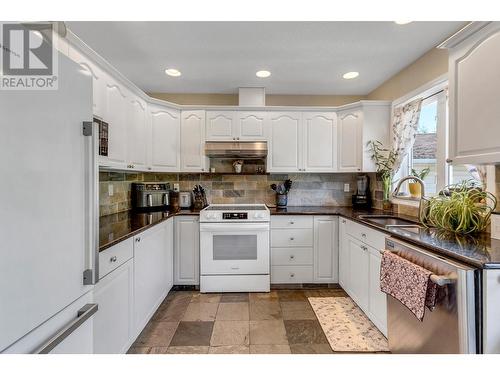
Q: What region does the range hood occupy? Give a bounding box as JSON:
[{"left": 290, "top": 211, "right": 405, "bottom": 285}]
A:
[{"left": 205, "top": 141, "right": 267, "bottom": 159}]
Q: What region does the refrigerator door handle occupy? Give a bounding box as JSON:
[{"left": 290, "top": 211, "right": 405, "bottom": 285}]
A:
[
  {"left": 34, "top": 303, "right": 98, "bottom": 354},
  {"left": 83, "top": 120, "right": 99, "bottom": 285}
]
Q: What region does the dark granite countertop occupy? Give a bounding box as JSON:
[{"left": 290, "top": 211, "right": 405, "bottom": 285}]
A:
[
  {"left": 99, "top": 208, "right": 199, "bottom": 251},
  {"left": 99, "top": 205, "right": 500, "bottom": 269}
]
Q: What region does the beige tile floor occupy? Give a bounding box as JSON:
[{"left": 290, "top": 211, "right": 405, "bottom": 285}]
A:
[{"left": 128, "top": 288, "right": 349, "bottom": 354}]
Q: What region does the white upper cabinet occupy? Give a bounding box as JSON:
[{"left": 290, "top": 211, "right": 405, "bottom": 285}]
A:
[
  {"left": 235, "top": 112, "right": 268, "bottom": 140},
  {"left": 105, "top": 82, "right": 128, "bottom": 167},
  {"left": 149, "top": 105, "right": 181, "bottom": 171},
  {"left": 268, "top": 112, "right": 302, "bottom": 172},
  {"left": 126, "top": 97, "right": 148, "bottom": 170},
  {"left": 206, "top": 111, "right": 236, "bottom": 141},
  {"left": 68, "top": 46, "right": 107, "bottom": 119},
  {"left": 181, "top": 110, "right": 207, "bottom": 172},
  {"left": 337, "top": 109, "right": 362, "bottom": 172},
  {"left": 441, "top": 22, "right": 500, "bottom": 164},
  {"left": 303, "top": 112, "right": 337, "bottom": 172}
]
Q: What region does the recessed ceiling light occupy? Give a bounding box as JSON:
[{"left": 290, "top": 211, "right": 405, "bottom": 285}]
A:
[
  {"left": 256, "top": 70, "right": 271, "bottom": 78},
  {"left": 342, "top": 71, "right": 359, "bottom": 80},
  {"left": 395, "top": 21, "right": 412, "bottom": 25},
  {"left": 165, "top": 68, "right": 181, "bottom": 77}
]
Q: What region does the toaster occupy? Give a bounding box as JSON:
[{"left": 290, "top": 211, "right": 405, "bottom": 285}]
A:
[{"left": 132, "top": 183, "right": 170, "bottom": 210}]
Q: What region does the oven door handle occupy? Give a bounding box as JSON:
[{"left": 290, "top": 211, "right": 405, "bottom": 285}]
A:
[{"left": 200, "top": 223, "right": 270, "bottom": 232}]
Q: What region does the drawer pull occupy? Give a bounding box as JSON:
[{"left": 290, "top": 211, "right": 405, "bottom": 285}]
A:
[
  {"left": 135, "top": 237, "right": 141, "bottom": 242},
  {"left": 290, "top": 255, "right": 295, "bottom": 260},
  {"left": 290, "top": 273, "right": 295, "bottom": 278},
  {"left": 361, "top": 233, "right": 367, "bottom": 238},
  {"left": 290, "top": 237, "right": 294, "bottom": 241},
  {"left": 110, "top": 256, "right": 117, "bottom": 263},
  {"left": 290, "top": 221, "right": 294, "bottom": 225}
]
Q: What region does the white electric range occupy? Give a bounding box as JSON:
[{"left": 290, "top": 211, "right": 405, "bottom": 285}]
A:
[{"left": 199, "top": 204, "right": 270, "bottom": 293}]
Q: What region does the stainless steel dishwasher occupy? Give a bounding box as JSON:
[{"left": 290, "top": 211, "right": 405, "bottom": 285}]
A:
[{"left": 385, "top": 237, "right": 479, "bottom": 354}]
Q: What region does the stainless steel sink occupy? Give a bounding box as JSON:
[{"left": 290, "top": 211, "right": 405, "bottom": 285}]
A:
[{"left": 358, "top": 215, "right": 423, "bottom": 228}]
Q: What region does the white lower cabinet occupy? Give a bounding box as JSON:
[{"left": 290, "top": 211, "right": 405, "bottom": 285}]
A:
[
  {"left": 93, "top": 259, "right": 134, "bottom": 354},
  {"left": 174, "top": 216, "right": 200, "bottom": 285},
  {"left": 270, "top": 215, "right": 338, "bottom": 284},
  {"left": 133, "top": 220, "right": 172, "bottom": 336},
  {"left": 313, "top": 216, "right": 338, "bottom": 283},
  {"left": 339, "top": 218, "right": 387, "bottom": 336}
]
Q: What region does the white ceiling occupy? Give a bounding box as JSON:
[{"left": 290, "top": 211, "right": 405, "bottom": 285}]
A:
[{"left": 67, "top": 21, "right": 465, "bottom": 95}]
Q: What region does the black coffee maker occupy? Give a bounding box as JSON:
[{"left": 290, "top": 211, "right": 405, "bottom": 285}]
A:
[{"left": 352, "top": 175, "right": 372, "bottom": 209}]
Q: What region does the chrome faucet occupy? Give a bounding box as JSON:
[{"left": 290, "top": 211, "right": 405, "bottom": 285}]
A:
[{"left": 392, "top": 175, "right": 426, "bottom": 223}]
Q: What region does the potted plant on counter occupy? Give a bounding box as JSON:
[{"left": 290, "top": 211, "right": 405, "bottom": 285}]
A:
[
  {"left": 368, "top": 140, "right": 398, "bottom": 211},
  {"left": 409, "top": 168, "right": 430, "bottom": 198},
  {"left": 271, "top": 179, "right": 293, "bottom": 207}
]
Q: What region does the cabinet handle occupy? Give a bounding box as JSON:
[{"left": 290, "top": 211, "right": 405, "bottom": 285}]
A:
[
  {"left": 148, "top": 167, "right": 152, "bottom": 170},
  {"left": 446, "top": 158, "right": 453, "bottom": 164},
  {"left": 361, "top": 233, "right": 366, "bottom": 238},
  {"left": 290, "top": 221, "right": 294, "bottom": 225},
  {"left": 110, "top": 256, "right": 117, "bottom": 262},
  {"left": 290, "top": 237, "right": 294, "bottom": 241},
  {"left": 290, "top": 273, "right": 295, "bottom": 278},
  {"left": 135, "top": 237, "right": 141, "bottom": 242},
  {"left": 290, "top": 255, "right": 295, "bottom": 260},
  {"left": 237, "top": 137, "right": 240, "bottom": 140},
  {"left": 342, "top": 220, "right": 346, "bottom": 224}
]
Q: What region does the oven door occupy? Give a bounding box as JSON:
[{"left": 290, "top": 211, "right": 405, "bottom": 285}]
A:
[{"left": 200, "top": 222, "right": 270, "bottom": 275}]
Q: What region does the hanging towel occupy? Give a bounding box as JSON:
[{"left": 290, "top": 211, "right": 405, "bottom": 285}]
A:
[{"left": 380, "top": 250, "right": 438, "bottom": 321}]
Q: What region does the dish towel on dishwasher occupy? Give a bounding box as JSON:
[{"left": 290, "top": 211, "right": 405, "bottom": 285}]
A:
[{"left": 380, "top": 250, "right": 438, "bottom": 321}]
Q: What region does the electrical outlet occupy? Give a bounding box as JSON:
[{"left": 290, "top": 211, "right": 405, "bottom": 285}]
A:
[
  {"left": 108, "top": 184, "right": 114, "bottom": 197},
  {"left": 344, "top": 183, "right": 350, "bottom": 192}
]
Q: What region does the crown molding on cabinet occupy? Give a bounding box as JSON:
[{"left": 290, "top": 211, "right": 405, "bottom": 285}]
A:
[{"left": 437, "top": 22, "right": 491, "bottom": 49}]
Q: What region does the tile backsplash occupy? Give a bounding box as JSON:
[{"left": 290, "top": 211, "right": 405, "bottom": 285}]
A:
[{"left": 99, "top": 171, "right": 360, "bottom": 217}]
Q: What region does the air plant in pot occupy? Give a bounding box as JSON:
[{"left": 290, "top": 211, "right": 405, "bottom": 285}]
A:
[
  {"left": 421, "top": 180, "right": 497, "bottom": 234},
  {"left": 271, "top": 179, "right": 293, "bottom": 207},
  {"left": 409, "top": 168, "right": 430, "bottom": 198}
]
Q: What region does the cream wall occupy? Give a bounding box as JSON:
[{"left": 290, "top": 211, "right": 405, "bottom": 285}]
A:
[
  {"left": 366, "top": 48, "right": 449, "bottom": 101},
  {"left": 147, "top": 92, "right": 364, "bottom": 106}
]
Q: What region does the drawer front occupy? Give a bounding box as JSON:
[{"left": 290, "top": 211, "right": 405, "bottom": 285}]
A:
[
  {"left": 271, "top": 228, "right": 313, "bottom": 247},
  {"left": 99, "top": 237, "right": 134, "bottom": 279},
  {"left": 345, "top": 219, "right": 385, "bottom": 251},
  {"left": 271, "top": 216, "right": 313, "bottom": 229},
  {"left": 271, "top": 247, "right": 313, "bottom": 266},
  {"left": 271, "top": 265, "right": 313, "bottom": 283}
]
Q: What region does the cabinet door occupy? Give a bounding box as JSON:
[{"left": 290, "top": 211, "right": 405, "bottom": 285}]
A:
[
  {"left": 447, "top": 23, "right": 500, "bottom": 164},
  {"left": 338, "top": 218, "right": 350, "bottom": 291},
  {"left": 347, "top": 236, "right": 369, "bottom": 312},
  {"left": 268, "top": 112, "right": 302, "bottom": 172},
  {"left": 313, "top": 216, "right": 338, "bottom": 283},
  {"left": 235, "top": 112, "right": 268, "bottom": 140},
  {"left": 368, "top": 247, "right": 387, "bottom": 336},
  {"left": 105, "top": 82, "right": 128, "bottom": 166},
  {"left": 149, "top": 106, "right": 180, "bottom": 171},
  {"left": 126, "top": 97, "right": 147, "bottom": 170},
  {"left": 303, "top": 112, "right": 337, "bottom": 172},
  {"left": 338, "top": 110, "right": 362, "bottom": 172},
  {"left": 206, "top": 111, "right": 235, "bottom": 141},
  {"left": 174, "top": 216, "right": 200, "bottom": 285},
  {"left": 165, "top": 218, "right": 174, "bottom": 291},
  {"left": 93, "top": 259, "right": 134, "bottom": 353},
  {"left": 133, "top": 222, "right": 169, "bottom": 334},
  {"left": 68, "top": 46, "right": 106, "bottom": 118},
  {"left": 181, "top": 110, "right": 207, "bottom": 172}
]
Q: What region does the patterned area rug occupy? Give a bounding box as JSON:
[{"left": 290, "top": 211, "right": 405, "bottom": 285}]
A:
[{"left": 308, "top": 297, "right": 390, "bottom": 353}]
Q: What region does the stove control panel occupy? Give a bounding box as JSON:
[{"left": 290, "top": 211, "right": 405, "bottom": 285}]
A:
[{"left": 223, "top": 212, "right": 248, "bottom": 220}]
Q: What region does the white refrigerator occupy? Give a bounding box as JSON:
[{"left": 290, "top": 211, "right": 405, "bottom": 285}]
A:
[{"left": 0, "top": 52, "right": 98, "bottom": 353}]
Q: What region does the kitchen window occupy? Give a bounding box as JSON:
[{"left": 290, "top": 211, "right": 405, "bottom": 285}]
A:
[{"left": 396, "top": 82, "right": 481, "bottom": 197}]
